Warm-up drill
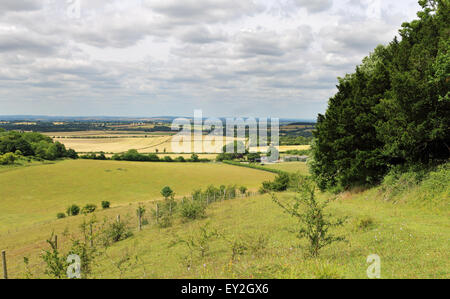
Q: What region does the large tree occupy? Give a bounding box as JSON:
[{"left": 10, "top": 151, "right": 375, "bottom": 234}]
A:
[{"left": 311, "top": 0, "right": 449, "bottom": 191}]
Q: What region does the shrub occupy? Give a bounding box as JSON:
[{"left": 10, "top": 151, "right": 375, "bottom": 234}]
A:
[
  {"left": 56, "top": 212, "right": 66, "bottom": 219},
  {"left": 239, "top": 186, "right": 248, "bottom": 196},
  {"left": 180, "top": 197, "right": 207, "bottom": 221},
  {"left": 163, "top": 156, "right": 173, "bottom": 162},
  {"left": 100, "top": 218, "right": 133, "bottom": 247},
  {"left": 353, "top": 216, "right": 375, "bottom": 231},
  {"left": 0, "top": 152, "right": 16, "bottom": 165},
  {"left": 272, "top": 179, "right": 347, "bottom": 257},
  {"left": 66, "top": 204, "right": 80, "bottom": 216},
  {"left": 101, "top": 201, "right": 111, "bottom": 209},
  {"left": 81, "top": 204, "right": 97, "bottom": 215},
  {"left": 260, "top": 173, "right": 290, "bottom": 193},
  {"left": 161, "top": 186, "right": 174, "bottom": 200},
  {"left": 175, "top": 156, "right": 186, "bottom": 162}
]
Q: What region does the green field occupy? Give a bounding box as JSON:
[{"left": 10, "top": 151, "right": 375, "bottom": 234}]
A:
[
  {"left": 88, "top": 191, "right": 448, "bottom": 279},
  {"left": 1, "top": 160, "right": 448, "bottom": 279},
  {"left": 0, "top": 160, "right": 275, "bottom": 233},
  {"left": 262, "top": 162, "right": 309, "bottom": 174}
]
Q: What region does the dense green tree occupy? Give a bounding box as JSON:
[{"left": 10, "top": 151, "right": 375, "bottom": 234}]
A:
[{"left": 311, "top": 0, "right": 449, "bottom": 191}]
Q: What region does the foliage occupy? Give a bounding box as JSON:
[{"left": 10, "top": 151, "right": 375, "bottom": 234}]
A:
[
  {"left": 101, "top": 201, "right": 111, "bottom": 209},
  {"left": 56, "top": 212, "right": 66, "bottom": 219},
  {"left": 260, "top": 173, "right": 290, "bottom": 193},
  {"left": 0, "top": 131, "right": 77, "bottom": 161},
  {"left": 169, "top": 223, "right": 219, "bottom": 269},
  {"left": 179, "top": 197, "right": 207, "bottom": 221},
  {"left": 66, "top": 204, "right": 80, "bottom": 216},
  {"left": 67, "top": 218, "right": 99, "bottom": 278},
  {"left": 311, "top": 0, "right": 450, "bottom": 191},
  {"left": 161, "top": 186, "right": 174, "bottom": 200},
  {"left": 0, "top": 152, "right": 16, "bottom": 165},
  {"left": 100, "top": 217, "right": 133, "bottom": 247},
  {"left": 272, "top": 179, "right": 347, "bottom": 257},
  {"left": 81, "top": 204, "right": 97, "bottom": 215},
  {"left": 41, "top": 233, "right": 67, "bottom": 279}
]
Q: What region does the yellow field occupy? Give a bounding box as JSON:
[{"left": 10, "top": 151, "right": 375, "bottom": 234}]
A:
[{"left": 51, "top": 131, "right": 246, "bottom": 154}]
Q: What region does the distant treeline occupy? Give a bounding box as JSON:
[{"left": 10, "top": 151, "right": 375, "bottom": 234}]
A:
[
  {"left": 0, "top": 129, "right": 78, "bottom": 163},
  {"left": 0, "top": 122, "right": 173, "bottom": 133},
  {"left": 81, "top": 149, "right": 210, "bottom": 163},
  {"left": 311, "top": 1, "right": 449, "bottom": 191}
]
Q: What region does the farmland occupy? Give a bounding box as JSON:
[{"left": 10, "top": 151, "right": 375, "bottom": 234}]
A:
[
  {"left": 1, "top": 165, "right": 448, "bottom": 279},
  {"left": 262, "top": 162, "right": 309, "bottom": 174},
  {"left": 0, "top": 160, "right": 275, "bottom": 233}
]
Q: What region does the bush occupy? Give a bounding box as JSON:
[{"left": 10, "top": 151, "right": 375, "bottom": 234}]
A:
[
  {"left": 260, "top": 173, "right": 290, "bottom": 193},
  {"left": 175, "top": 156, "right": 186, "bottom": 162},
  {"left": 66, "top": 204, "right": 80, "bottom": 216},
  {"left": 81, "top": 204, "right": 97, "bottom": 214},
  {"left": 180, "top": 197, "right": 207, "bottom": 221},
  {"left": 353, "top": 216, "right": 375, "bottom": 231},
  {"left": 101, "top": 201, "right": 111, "bottom": 209},
  {"left": 101, "top": 219, "right": 133, "bottom": 247},
  {"left": 56, "top": 212, "right": 66, "bottom": 219},
  {"left": 0, "top": 152, "right": 16, "bottom": 165},
  {"left": 272, "top": 179, "right": 347, "bottom": 257}
]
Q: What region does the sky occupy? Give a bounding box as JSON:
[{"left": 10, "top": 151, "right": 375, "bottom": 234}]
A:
[{"left": 0, "top": 0, "right": 421, "bottom": 119}]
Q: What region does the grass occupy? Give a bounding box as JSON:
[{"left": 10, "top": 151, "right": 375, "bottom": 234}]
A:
[
  {"left": 1, "top": 160, "right": 448, "bottom": 279},
  {"left": 0, "top": 160, "right": 275, "bottom": 234},
  {"left": 261, "top": 162, "right": 309, "bottom": 175}
]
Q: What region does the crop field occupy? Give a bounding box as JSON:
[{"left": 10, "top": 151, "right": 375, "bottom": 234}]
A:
[
  {"left": 0, "top": 160, "right": 275, "bottom": 234},
  {"left": 50, "top": 132, "right": 246, "bottom": 154}
]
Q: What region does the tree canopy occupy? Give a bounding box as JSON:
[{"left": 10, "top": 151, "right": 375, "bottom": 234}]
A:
[{"left": 311, "top": 0, "right": 449, "bottom": 191}]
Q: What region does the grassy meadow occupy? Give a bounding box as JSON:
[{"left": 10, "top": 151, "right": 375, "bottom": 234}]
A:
[
  {"left": 261, "top": 162, "right": 309, "bottom": 174},
  {"left": 2, "top": 180, "right": 447, "bottom": 279},
  {"left": 0, "top": 160, "right": 275, "bottom": 234}
]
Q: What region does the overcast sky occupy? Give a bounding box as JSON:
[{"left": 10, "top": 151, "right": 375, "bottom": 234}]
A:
[{"left": 0, "top": 0, "right": 421, "bottom": 119}]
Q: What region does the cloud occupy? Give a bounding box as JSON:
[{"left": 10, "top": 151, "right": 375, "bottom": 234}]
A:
[
  {"left": 144, "top": 0, "right": 264, "bottom": 24},
  {"left": 293, "top": 0, "right": 333, "bottom": 13},
  {"left": 0, "top": 0, "right": 42, "bottom": 14},
  {"left": 0, "top": 0, "right": 422, "bottom": 118}
]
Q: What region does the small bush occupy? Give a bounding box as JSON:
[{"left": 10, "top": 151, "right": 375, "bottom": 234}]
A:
[
  {"left": 101, "top": 201, "right": 111, "bottom": 209},
  {"left": 101, "top": 219, "right": 133, "bottom": 247},
  {"left": 180, "top": 197, "right": 207, "bottom": 221},
  {"left": 272, "top": 179, "right": 347, "bottom": 257},
  {"left": 81, "top": 204, "right": 97, "bottom": 214},
  {"left": 56, "top": 212, "right": 66, "bottom": 219},
  {"left": 66, "top": 204, "right": 80, "bottom": 216},
  {"left": 353, "top": 216, "right": 375, "bottom": 231}
]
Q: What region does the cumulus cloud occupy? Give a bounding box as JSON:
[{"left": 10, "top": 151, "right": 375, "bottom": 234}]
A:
[
  {"left": 0, "top": 0, "right": 42, "bottom": 14},
  {"left": 293, "top": 0, "right": 333, "bottom": 13},
  {"left": 0, "top": 0, "right": 422, "bottom": 118}
]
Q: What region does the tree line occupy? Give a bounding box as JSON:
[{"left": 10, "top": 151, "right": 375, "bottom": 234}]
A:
[
  {"left": 311, "top": 0, "right": 449, "bottom": 191},
  {"left": 0, "top": 129, "right": 78, "bottom": 164}
]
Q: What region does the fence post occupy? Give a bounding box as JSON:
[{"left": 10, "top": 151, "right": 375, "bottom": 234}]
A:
[
  {"left": 117, "top": 215, "right": 120, "bottom": 223},
  {"left": 155, "top": 203, "right": 159, "bottom": 224},
  {"left": 90, "top": 223, "right": 94, "bottom": 247},
  {"left": 138, "top": 214, "right": 142, "bottom": 231},
  {"left": 2, "top": 250, "right": 7, "bottom": 280},
  {"left": 55, "top": 235, "right": 58, "bottom": 249}
]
